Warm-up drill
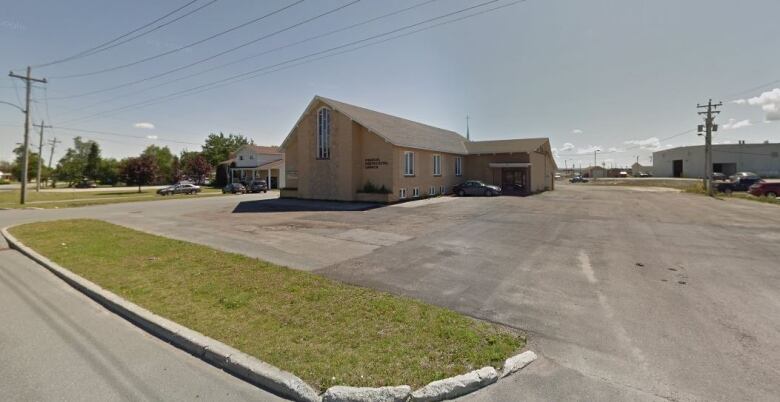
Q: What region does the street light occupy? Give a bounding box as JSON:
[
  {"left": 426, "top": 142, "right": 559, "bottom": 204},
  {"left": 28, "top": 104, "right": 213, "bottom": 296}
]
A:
[
  {"left": 594, "top": 149, "right": 601, "bottom": 178},
  {"left": 0, "top": 100, "right": 25, "bottom": 114}
]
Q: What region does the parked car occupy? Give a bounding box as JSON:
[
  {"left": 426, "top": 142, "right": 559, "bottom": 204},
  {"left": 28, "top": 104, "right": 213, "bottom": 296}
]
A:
[
  {"left": 638, "top": 172, "right": 653, "bottom": 177},
  {"left": 554, "top": 173, "right": 562, "bottom": 180},
  {"left": 247, "top": 180, "right": 268, "bottom": 193},
  {"left": 453, "top": 180, "right": 501, "bottom": 196},
  {"left": 712, "top": 172, "right": 727, "bottom": 181},
  {"left": 619, "top": 171, "right": 628, "bottom": 177},
  {"left": 222, "top": 183, "right": 246, "bottom": 194},
  {"left": 716, "top": 172, "right": 762, "bottom": 194},
  {"left": 748, "top": 180, "right": 780, "bottom": 198},
  {"left": 74, "top": 180, "right": 97, "bottom": 188},
  {"left": 157, "top": 183, "right": 201, "bottom": 196},
  {"left": 570, "top": 175, "right": 589, "bottom": 183}
]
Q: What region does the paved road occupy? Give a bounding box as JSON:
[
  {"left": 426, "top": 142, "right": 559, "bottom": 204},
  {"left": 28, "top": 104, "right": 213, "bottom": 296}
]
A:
[{"left": 1, "top": 185, "right": 779, "bottom": 401}]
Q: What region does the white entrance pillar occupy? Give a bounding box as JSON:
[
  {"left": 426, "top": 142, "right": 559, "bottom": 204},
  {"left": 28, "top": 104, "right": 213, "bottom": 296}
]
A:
[{"left": 267, "top": 169, "right": 271, "bottom": 188}]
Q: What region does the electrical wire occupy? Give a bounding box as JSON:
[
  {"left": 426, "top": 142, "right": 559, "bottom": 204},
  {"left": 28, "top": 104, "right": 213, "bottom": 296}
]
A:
[
  {"left": 33, "top": 0, "right": 205, "bottom": 68},
  {"left": 51, "top": 0, "right": 306, "bottom": 79},
  {"left": 59, "top": 0, "right": 513, "bottom": 125},
  {"left": 48, "top": 0, "right": 366, "bottom": 100}
]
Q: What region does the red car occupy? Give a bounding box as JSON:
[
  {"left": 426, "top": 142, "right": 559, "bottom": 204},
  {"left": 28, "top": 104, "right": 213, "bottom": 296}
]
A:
[{"left": 748, "top": 180, "right": 780, "bottom": 198}]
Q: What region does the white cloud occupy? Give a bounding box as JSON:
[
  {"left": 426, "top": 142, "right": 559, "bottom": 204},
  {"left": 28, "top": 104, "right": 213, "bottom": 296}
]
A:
[
  {"left": 572, "top": 129, "right": 583, "bottom": 135},
  {"left": 722, "top": 118, "right": 751, "bottom": 130},
  {"left": 607, "top": 146, "right": 624, "bottom": 153},
  {"left": 732, "top": 99, "right": 747, "bottom": 105},
  {"left": 133, "top": 122, "right": 155, "bottom": 129},
  {"left": 746, "top": 88, "right": 780, "bottom": 121},
  {"left": 146, "top": 135, "right": 158, "bottom": 140},
  {"left": 624, "top": 136, "right": 662, "bottom": 151},
  {"left": 560, "top": 142, "right": 575, "bottom": 152},
  {"left": 577, "top": 145, "right": 602, "bottom": 154}
]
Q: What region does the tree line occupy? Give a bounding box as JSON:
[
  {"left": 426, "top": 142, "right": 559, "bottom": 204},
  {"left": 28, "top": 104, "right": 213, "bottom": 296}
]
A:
[{"left": 1, "top": 132, "right": 251, "bottom": 188}]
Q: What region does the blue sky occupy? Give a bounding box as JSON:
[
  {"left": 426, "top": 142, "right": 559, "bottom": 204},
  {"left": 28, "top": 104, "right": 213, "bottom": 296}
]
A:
[{"left": 2, "top": 0, "right": 779, "bottom": 168}]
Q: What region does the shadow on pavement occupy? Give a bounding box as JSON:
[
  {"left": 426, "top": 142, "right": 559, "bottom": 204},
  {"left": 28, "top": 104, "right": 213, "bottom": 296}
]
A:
[{"left": 232, "top": 198, "right": 383, "bottom": 213}]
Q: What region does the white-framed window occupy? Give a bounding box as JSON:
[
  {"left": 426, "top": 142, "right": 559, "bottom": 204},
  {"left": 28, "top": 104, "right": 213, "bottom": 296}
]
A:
[
  {"left": 239, "top": 155, "right": 244, "bottom": 160},
  {"left": 440, "top": 185, "right": 445, "bottom": 194},
  {"left": 249, "top": 155, "right": 254, "bottom": 160},
  {"left": 412, "top": 187, "right": 420, "bottom": 197},
  {"left": 432, "top": 154, "right": 441, "bottom": 176},
  {"left": 455, "top": 156, "right": 462, "bottom": 176},
  {"left": 399, "top": 188, "right": 407, "bottom": 199},
  {"left": 429, "top": 186, "right": 436, "bottom": 196},
  {"left": 403, "top": 151, "right": 415, "bottom": 176},
  {"left": 317, "top": 107, "right": 331, "bottom": 159}
]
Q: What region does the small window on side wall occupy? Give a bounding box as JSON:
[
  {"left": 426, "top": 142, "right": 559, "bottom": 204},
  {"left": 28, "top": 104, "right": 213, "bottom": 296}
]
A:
[
  {"left": 412, "top": 187, "right": 420, "bottom": 197},
  {"left": 432, "top": 154, "right": 441, "bottom": 176},
  {"left": 455, "top": 156, "right": 462, "bottom": 176},
  {"left": 399, "top": 188, "right": 407, "bottom": 199},
  {"left": 403, "top": 151, "right": 415, "bottom": 176}
]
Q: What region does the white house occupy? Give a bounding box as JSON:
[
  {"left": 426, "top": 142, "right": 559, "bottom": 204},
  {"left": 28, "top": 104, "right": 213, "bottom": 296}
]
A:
[{"left": 225, "top": 145, "right": 285, "bottom": 188}]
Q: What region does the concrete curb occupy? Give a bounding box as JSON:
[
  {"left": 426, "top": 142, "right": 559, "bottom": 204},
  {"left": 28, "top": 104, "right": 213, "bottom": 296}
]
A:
[
  {"left": 410, "top": 366, "right": 498, "bottom": 402},
  {"left": 501, "top": 350, "right": 537, "bottom": 378},
  {"left": 321, "top": 385, "right": 411, "bottom": 402},
  {"left": 1, "top": 227, "right": 321, "bottom": 402}
]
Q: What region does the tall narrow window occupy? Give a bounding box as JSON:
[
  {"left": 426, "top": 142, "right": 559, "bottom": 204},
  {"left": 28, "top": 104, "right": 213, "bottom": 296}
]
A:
[
  {"left": 455, "top": 156, "right": 462, "bottom": 176},
  {"left": 404, "top": 151, "right": 415, "bottom": 176},
  {"left": 432, "top": 154, "right": 441, "bottom": 176},
  {"left": 317, "top": 108, "right": 330, "bottom": 159}
]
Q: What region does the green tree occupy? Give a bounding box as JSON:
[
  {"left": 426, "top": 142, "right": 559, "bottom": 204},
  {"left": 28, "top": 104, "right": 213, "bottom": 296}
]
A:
[
  {"left": 11, "top": 145, "right": 48, "bottom": 183},
  {"left": 55, "top": 137, "right": 97, "bottom": 186},
  {"left": 201, "top": 132, "right": 250, "bottom": 167},
  {"left": 170, "top": 155, "right": 183, "bottom": 183},
  {"left": 84, "top": 142, "right": 101, "bottom": 180},
  {"left": 142, "top": 145, "right": 174, "bottom": 184},
  {"left": 96, "top": 158, "right": 120, "bottom": 185}
]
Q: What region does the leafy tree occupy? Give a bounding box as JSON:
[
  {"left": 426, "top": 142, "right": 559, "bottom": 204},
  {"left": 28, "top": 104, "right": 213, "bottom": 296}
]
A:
[
  {"left": 120, "top": 155, "right": 158, "bottom": 193},
  {"left": 201, "top": 132, "right": 250, "bottom": 167},
  {"left": 11, "top": 145, "right": 48, "bottom": 183},
  {"left": 96, "top": 158, "right": 120, "bottom": 185},
  {"left": 142, "top": 145, "right": 175, "bottom": 184},
  {"left": 55, "top": 137, "right": 96, "bottom": 186},
  {"left": 84, "top": 142, "right": 101, "bottom": 180},
  {"left": 184, "top": 154, "right": 212, "bottom": 185}
]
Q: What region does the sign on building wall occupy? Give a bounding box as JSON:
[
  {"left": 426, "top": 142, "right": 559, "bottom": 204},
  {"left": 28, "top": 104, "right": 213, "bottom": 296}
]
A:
[{"left": 364, "top": 158, "right": 388, "bottom": 169}]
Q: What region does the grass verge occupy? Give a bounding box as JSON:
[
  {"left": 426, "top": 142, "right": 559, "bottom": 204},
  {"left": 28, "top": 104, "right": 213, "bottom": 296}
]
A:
[
  {"left": 9, "top": 219, "right": 522, "bottom": 390},
  {"left": 0, "top": 188, "right": 223, "bottom": 209}
]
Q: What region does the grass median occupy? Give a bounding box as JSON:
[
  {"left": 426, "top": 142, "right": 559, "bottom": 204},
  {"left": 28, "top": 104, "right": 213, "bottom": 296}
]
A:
[
  {"left": 9, "top": 219, "right": 522, "bottom": 390},
  {"left": 0, "top": 187, "right": 223, "bottom": 209}
]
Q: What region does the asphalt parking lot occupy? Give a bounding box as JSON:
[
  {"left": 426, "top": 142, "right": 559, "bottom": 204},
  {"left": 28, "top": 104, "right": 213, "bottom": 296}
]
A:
[{"left": 1, "top": 184, "right": 779, "bottom": 401}]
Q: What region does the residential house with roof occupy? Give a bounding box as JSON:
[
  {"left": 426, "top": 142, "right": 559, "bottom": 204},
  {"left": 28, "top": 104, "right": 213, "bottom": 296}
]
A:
[
  {"left": 219, "top": 144, "right": 285, "bottom": 188},
  {"left": 279, "top": 96, "right": 556, "bottom": 202}
]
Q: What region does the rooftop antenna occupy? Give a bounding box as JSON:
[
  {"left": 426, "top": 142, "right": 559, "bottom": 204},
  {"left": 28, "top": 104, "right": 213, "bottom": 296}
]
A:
[{"left": 466, "top": 114, "right": 470, "bottom": 141}]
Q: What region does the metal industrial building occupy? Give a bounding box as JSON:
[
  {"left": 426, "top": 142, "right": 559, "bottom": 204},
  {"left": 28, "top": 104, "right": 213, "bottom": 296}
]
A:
[{"left": 653, "top": 142, "right": 780, "bottom": 178}]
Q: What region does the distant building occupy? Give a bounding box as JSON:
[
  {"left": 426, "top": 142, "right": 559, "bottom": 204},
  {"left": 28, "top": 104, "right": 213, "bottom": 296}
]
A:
[
  {"left": 583, "top": 166, "right": 606, "bottom": 178},
  {"left": 631, "top": 162, "right": 653, "bottom": 176},
  {"left": 653, "top": 142, "right": 780, "bottom": 178}
]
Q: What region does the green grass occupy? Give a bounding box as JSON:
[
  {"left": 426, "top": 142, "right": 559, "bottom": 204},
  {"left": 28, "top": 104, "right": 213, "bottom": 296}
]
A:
[
  {"left": 10, "top": 219, "right": 523, "bottom": 390},
  {"left": 0, "top": 188, "right": 222, "bottom": 209}
]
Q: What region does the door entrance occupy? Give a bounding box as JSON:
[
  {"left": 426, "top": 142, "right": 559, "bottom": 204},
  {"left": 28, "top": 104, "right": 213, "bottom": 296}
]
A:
[
  {"left": 501, "top": 168, "right": 528, "bottom": 194},
  {"left": 672, "top": 160, "right": 683, "bottom": 177}
]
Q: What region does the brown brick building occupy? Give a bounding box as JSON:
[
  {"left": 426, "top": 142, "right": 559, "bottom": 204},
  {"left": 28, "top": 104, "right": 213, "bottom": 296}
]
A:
[{"left": 280, "top": 96, "right": 556, "bottom": 202}]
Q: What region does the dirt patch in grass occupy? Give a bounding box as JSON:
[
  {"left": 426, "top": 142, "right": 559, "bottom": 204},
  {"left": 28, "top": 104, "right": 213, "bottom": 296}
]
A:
[{"left": 10, "top": 219, "right": 523, "bottom": 390}]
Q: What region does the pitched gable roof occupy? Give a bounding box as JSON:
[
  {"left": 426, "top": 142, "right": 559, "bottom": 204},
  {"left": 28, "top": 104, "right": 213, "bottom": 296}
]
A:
[
  {"left": 280, "top": 96, "right": 554, "bottom": 161},
  {"left": 317, "top": 97, "right": 469, "bottom": 154}
]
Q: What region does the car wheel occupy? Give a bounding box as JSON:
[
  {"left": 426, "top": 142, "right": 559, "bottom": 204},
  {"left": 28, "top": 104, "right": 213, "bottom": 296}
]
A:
[
  {"left": 458, "top": 189, "right": 465, "bottom": 197},
  {"left": 767, "top": 191, "right": 777, "bottom": 198},
  {"left": 724, "top": 188, "right": 733, "bottom": 195},
  {"left": 485, "top": 190, "right": 493, "bottom": 197}
]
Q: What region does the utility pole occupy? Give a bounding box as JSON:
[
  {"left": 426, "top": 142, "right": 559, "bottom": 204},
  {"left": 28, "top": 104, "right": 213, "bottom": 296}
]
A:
[
  {"left": 9, "top": 67, "right": 47, "bottom": 204},
  {"left": 47, "top": 137, "right": 61, "bottom": 171},
  {"left": 33, "top": 120, "right": 52, "bottom": 191},
  {"left": 697, "top": 99, "right": 722, "bottom": 196}
]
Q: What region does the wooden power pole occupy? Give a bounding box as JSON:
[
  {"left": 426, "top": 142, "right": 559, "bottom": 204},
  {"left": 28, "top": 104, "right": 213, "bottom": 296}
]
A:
[
  {"left": 697, "top": 99, "right": 722, "bottom": 196},
  {"left": 33, "top": 120, "right": 52, "bottom": 191},
  {"left": 47, "top": 137, "right": 61, "bottom": 171},
  {"left": 9, "top": 67, "right": 47, "bottom": 204}
]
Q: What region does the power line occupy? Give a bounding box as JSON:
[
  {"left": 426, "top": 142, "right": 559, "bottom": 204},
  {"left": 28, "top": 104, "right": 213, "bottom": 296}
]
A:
[
  {"left": 60, "top": 0, "right": 514, "bottom": 125},
  {"left": 32, "top": 0, "right": 205, "bottom": 68},
  {"left": 51, "top": 0, "right": 306, "bottom": 79},
  {"left": 48, "top": 0, "right": 366, "bottom": 100},
  {"left": 53, "top": 125, "right": 202, "bottom": 146}
]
